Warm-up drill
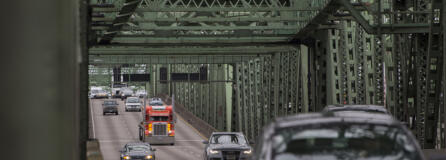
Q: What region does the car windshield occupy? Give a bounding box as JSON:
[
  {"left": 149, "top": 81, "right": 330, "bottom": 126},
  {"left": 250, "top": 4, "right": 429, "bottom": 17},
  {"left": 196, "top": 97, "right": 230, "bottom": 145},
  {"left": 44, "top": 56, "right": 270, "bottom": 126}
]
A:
[
  {"left": 272, "top": 124, "right": 421, "bottom": 160},
  {"left": 104, "top": 101, "right": 116, "bottom": 105},
  {"left": 127, "top": 98, "right": 139, "bottom": 103},
  {"left": 211, "top": 134, "right": 247, "bottom": 145},
  {"left": 128, "top": 145, "right": 150, "bottom": 152}
]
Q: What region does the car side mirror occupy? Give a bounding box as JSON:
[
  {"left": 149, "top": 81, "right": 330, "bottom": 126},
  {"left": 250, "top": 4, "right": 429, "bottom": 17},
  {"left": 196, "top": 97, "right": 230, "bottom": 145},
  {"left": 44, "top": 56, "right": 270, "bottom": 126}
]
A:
[
  {"left": 151, "top": 148, "right": 157, "bottom": 151},
  {"left": 202, "top": 140, "right": 208, "bottom": 144}
]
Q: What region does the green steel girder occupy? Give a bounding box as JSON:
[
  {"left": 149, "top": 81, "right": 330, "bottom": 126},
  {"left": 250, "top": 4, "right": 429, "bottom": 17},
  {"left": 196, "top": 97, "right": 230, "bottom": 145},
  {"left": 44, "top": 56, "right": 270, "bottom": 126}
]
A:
[
  {"left": 89, "top": 45, "right": 298, "bottom": 55},
  {"left": 90, "top": 0, "right": 332, "bottom": 44},
  {"left": 99, "top": 0, "right": 142, "bottom": 44},
  {"left": 89, "top": 55, "right": 258, "bottom": 64}
]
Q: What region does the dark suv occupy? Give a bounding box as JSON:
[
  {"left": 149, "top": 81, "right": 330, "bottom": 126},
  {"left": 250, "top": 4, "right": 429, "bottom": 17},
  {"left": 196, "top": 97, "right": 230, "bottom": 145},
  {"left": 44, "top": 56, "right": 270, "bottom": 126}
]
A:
[
  {"left": 102, "top": 100, "right": 118, "bottom": 115},
  {"left": 203, "top": 132, "right": 253, "bottom": 160},
  {"left": 251, "top": 112, "right": 426, "bottom": 160},
  {"left": 120, "top": 142, "right": 156, "bottom": 160}
]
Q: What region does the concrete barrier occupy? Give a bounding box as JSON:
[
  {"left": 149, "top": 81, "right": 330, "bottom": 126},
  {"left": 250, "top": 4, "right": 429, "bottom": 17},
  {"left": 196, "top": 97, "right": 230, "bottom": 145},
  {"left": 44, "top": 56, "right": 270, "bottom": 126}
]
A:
[
  {"left": 86, "top": 139, "right": 103, "bottom": 160},
  {"left": 158, "top": 94, "right": 217, "bottom": 139}
]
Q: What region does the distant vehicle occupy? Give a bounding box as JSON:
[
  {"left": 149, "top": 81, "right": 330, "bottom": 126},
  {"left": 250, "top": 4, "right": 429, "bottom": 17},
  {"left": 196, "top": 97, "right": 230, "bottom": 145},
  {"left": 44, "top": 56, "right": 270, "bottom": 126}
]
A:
[
  {"left": 125, "top": 97, "right": 142, "bottom": 112},
  {"left": 120, "top": 88, "right": 134, "bottom": 100},
  {"left": 94, "top": 90, "right": 109, "bottom": 99},
  {"left": 102, "top": 100, "right": 118, "bottom": 115},
  {"left": 119, "top": 142, "right": 156, "bottom": 160},
  {"left": 112, "top": 83, "right": 127, "bottom": 98},
  {"left": 136, "top": 90, "right": 147, "bottom": 98},
  {"left": 251, "top": 112, "right": 425, "bottom": 160},
  {"left": 203, "top": 132, "right": 253, "bottom": 160},
  {"left": 139, "top": 98, "right": 175, "bottom": 145},
  {"left": 323, "top": 104, "right": 389, "bottom": 114}
]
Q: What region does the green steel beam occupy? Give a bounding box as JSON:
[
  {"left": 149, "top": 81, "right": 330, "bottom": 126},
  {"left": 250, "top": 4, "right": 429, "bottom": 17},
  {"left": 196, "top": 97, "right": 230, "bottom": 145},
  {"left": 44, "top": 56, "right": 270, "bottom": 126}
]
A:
[
  {"left": 92, "top": 17, "right": 311, "bottom": 22},
  {"left": 106, "top": 37, "right": 291, "bottom": 44},
  {"left": 89, "top": 55, "right": 258, "bottom": 64},
  {"left": 92, "top": 26, "right": 306, "bottom": 31},
  {"left": 92, "top": 7, "right": 321, "bottom": 12},
  {"left": 89, "top": 45, "right": 298, "bottom": 55}
]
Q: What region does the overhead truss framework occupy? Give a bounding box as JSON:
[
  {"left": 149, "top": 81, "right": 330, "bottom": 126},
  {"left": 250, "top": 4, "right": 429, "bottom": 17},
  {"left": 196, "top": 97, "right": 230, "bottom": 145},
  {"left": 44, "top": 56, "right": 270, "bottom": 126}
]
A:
[{"left": 90, "top": 0, "right": 331, "bottom": 44}]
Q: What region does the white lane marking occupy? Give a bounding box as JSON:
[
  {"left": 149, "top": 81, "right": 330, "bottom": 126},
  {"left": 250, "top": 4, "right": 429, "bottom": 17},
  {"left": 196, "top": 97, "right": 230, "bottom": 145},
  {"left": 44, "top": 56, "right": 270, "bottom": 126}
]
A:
[{"left": 90, "top": 99, "right": 96, "bottom": 139}]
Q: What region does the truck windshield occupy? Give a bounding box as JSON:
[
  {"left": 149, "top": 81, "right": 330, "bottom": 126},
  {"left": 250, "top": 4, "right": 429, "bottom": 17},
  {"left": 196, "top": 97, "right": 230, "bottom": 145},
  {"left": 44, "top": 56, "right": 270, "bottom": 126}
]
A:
[{"left": 150, "top": 116, "right": 169, "bottom": 121}]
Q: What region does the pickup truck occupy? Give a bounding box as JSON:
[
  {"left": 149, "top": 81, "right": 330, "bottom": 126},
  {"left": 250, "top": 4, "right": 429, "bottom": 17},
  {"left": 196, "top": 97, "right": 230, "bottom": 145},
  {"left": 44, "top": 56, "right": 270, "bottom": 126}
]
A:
[{"left": 103, "top": 100, "right": 119, "bottom": 115}]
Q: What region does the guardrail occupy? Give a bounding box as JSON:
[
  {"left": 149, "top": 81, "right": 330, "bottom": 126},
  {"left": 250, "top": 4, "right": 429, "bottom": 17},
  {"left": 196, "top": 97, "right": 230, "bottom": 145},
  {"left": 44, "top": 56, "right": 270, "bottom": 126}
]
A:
[{"left": 158, "top": 94, "right": 217, "bottom": 139}]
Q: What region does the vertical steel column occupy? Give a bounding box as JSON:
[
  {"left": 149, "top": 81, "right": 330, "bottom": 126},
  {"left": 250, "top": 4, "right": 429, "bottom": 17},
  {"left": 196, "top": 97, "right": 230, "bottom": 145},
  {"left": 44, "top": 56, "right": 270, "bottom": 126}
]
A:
[
  {"left": 300, "top": 45, "right": 310, "bottom": 112},
  {"left": 423, "top": 0, "right": 443, "bottom": 148},
  {"left": 442, "top": 0, "right": 446, "bottom": 148}
]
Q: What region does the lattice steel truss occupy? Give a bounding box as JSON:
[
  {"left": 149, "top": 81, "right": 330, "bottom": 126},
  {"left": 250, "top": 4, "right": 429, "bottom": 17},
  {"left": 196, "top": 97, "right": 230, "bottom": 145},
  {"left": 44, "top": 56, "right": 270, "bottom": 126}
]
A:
[{"left": 90, "top": 0, "right": 331, "bottom": 44}]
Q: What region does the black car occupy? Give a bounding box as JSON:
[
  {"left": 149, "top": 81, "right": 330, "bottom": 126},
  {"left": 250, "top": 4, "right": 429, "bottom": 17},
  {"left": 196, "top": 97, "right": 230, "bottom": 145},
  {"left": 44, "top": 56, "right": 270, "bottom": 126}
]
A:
[
  {"left": 120, "top": 142, "right": 156, "bottom": 160},
  {"left": 102, "top": 100, "right": 118, "bottom": 115},
  {"left": 203, "top": 132, "right": 253, "bottom": 160},
  {"left": 251, "top": 112, "right": 426, "bottom": 160},
  {"left": 322, "top": 104, "right": 389, "bottom": 114}
]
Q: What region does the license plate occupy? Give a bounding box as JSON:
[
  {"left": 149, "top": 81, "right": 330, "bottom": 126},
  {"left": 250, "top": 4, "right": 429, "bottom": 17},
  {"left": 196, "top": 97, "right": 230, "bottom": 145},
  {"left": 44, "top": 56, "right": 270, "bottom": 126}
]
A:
[{"left": 226, "top": 155, "right": 236, "bottom": 159}]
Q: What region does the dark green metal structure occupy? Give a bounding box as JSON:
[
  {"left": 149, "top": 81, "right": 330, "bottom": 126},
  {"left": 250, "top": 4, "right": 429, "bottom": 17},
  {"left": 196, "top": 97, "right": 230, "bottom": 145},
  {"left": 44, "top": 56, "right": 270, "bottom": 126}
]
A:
[{"left": 88, "top": 0, "right": 446, "bottom": 149}]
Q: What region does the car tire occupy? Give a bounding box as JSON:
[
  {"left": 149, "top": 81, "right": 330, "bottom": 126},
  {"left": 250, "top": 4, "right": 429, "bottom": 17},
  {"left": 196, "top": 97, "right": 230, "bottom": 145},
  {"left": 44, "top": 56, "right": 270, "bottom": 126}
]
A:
[
  {"left": 103, "top": 112, "right": 105, "bottom": 115},
  {"left": 116, "top": 112, "right": 119, "bottom": 115},
  {"left": 125, "top": 108, "right": 128, "bottom": 112}
]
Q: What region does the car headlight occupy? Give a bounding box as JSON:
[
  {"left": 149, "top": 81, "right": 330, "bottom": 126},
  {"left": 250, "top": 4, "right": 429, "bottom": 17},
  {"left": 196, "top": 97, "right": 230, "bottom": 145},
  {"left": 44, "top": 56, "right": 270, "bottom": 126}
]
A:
[
  {"left": 243, "top": 149, "right": 252, "bottom": 154},
  {"left": 145, "top": 155, "right": 153, "bottom": 159},
  {"left": 209, "top": 149, "right": 219, "bottom": 154},
  {"left": 123, "top": 156, "right": 130, "bottom": 159}
]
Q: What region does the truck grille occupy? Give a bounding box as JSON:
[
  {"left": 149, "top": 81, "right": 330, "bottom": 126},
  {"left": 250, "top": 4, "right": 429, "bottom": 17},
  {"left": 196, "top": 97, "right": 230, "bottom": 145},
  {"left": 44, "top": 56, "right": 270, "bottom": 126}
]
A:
[{"left": 153, "top": 123, "right": 167, "bottom": 136}]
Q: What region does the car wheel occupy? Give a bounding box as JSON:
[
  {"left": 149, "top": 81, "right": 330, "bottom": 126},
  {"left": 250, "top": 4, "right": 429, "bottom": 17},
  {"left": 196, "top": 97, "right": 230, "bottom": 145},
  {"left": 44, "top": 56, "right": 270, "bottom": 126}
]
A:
[
  {"left": 103, "top": 112, "right": 105, "bottom": 115},
  {"left": 125, "top": 108, "right": 128, "bottom": 112},
  {"left": 116, "top": 112, "right": 119, "bottom": 115}
]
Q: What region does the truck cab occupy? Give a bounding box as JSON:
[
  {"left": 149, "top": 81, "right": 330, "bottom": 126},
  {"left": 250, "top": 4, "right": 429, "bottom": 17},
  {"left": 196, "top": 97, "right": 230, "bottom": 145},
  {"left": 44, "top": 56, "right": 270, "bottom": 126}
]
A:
[{"left": 139, "top": 98, "right": 175, "bottom": 145}]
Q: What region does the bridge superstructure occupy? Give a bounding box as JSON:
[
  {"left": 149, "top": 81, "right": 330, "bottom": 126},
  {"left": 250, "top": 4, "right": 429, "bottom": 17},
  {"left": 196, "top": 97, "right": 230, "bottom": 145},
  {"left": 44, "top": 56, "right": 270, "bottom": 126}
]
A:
[{"left": 88, "top": 0, "right": 446, "bottom": 149}]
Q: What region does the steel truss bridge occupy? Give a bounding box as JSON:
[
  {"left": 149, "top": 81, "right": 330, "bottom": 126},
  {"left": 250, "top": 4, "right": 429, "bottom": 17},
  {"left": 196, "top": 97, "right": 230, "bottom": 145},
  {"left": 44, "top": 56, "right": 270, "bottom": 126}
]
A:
[{"left": 88, "top": 0, "right": 446, "bottom": 149}]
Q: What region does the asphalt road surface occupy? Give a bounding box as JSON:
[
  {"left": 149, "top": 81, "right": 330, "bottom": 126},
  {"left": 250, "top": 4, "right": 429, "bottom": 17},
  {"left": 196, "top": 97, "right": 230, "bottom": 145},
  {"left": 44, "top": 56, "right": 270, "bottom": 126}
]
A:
[{"left": 90, "top": 99, "right": 206, "bottom": 160}]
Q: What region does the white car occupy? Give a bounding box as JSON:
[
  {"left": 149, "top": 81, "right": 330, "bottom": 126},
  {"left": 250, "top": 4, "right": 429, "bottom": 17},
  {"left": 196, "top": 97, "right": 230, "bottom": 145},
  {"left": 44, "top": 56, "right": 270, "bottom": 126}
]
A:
[
  {"left": 125, "top": 97, "right": 141, "bottom": 112},
  {"left": 136, "top": 90, "right": 147, "bottom": 98}
]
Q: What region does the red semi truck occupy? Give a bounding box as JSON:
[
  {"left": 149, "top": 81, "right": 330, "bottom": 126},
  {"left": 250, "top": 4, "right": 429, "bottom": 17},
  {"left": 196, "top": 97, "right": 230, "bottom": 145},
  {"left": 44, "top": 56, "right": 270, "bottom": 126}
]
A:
[{"left": 139, "top": 98, "right": 175, "bottom": 145}]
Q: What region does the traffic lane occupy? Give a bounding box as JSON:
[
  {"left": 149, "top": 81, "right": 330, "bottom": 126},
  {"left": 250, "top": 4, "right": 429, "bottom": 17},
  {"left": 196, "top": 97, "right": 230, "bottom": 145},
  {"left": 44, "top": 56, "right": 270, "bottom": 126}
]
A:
[
  {"left": 151, "top": 116, "right": 206, "bottom": 159},
  {"left": 91, "top": 99, "right": 139, "bottom": 160},
  {"left": 90, "top": 98, "right": 206, "bottom": 160}
]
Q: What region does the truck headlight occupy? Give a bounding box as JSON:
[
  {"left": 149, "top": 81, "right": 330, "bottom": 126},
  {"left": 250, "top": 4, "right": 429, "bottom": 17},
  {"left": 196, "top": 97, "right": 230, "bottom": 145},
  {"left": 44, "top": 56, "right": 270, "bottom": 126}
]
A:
[
  {"left": 145, "top": 155, "right": 153, "bottom": 159},
  {"left": 209, "top": 149, "right": 219, "bottom": 154},
  {"left": 243, "top": 149, "right": 252, "bottom": 154},
  {"left": 123, "top": 156, "right": 130, "bottom": 159}
]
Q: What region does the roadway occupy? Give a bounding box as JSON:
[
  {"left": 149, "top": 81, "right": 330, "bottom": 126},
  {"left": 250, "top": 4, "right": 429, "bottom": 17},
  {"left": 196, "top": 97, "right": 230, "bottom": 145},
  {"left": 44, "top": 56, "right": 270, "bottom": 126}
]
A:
[{"left": 89, "top": 99, "right": 206, "bottom": 160}]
